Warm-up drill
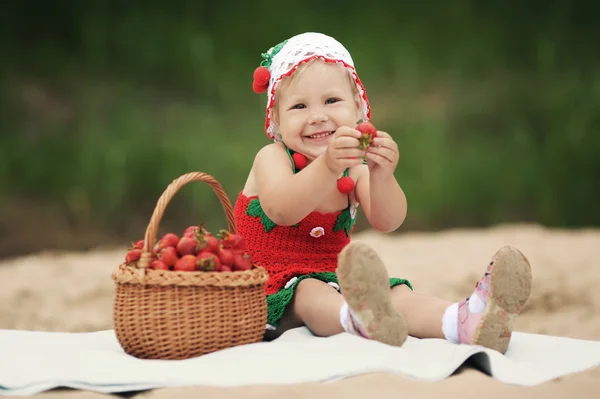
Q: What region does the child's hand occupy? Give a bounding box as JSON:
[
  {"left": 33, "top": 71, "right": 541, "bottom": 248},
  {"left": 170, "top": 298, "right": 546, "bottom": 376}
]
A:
[
  {"left": 365, "top": 131, "right": 399, "bottom": 181},
  {"left": 324, "top": 127, "right": 365, "bottom": 174}
]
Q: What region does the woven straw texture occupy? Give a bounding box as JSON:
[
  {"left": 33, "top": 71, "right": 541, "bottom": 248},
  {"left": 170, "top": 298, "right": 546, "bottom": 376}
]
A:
[{"left": 112, "top": 172, "right": 269, "bottom": 360}]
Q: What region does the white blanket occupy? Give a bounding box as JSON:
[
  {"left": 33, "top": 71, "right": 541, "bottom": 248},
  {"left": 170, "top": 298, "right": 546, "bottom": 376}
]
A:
[{"left": 1, "top": 327, "right": 599, "bottom": 396}]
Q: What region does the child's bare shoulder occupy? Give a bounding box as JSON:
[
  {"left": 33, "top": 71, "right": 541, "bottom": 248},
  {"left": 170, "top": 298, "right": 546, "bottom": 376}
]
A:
[{"left": 254, "top": 142, "right": 288, "bottom": 165}]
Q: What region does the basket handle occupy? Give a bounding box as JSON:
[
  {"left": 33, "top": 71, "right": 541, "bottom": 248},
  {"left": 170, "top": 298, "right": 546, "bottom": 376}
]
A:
[{"left": 138, "top": 172, "right": 236, "bottom": 269}]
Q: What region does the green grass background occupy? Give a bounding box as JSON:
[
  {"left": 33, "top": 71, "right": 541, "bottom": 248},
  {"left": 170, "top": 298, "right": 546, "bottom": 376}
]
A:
[{"left": 0, "top": 1, "right": 598, "bottom": 257}]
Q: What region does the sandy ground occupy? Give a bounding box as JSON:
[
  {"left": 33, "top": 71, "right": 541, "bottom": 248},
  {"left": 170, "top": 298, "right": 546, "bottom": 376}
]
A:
[{"left": 1, "top": 223, "right": 599, "bottom": 398}]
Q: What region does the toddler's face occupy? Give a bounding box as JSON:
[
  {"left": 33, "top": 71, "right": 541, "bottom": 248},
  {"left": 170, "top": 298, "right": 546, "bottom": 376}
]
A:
[{"left": 273, "top": 60, "right": 362, "bottom": 161}]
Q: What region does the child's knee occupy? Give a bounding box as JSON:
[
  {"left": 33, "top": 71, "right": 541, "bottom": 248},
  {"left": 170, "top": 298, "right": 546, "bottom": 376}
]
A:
[
  {"left": 295, "top": 277, "right": 336, "bottom": 295},
  {"left": 391, "top": 283, "right": 413, "bottom": 297}
]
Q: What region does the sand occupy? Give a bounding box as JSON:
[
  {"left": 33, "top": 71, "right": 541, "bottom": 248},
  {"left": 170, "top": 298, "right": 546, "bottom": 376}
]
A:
[{"left": 1, "top": 223, "right": 599, "bottom": 398}]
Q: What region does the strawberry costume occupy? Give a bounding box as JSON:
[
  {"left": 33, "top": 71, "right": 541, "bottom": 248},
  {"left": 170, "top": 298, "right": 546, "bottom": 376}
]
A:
[
  {"left": 237, "top": 32, "right": 412, "bottom": 332},
  {"left": 233, "top": 146, "right": 412, "bottom": 331}
]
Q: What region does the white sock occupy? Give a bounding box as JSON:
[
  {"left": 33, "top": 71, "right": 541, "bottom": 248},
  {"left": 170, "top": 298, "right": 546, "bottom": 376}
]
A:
[
  {"left": 339, "top": 301, "right": 367, "bottom": 337},
  {"left": 468, "top": 292, "right": 486, "bottom": 313},
  {"left": 441, "top": 302, "right": 459, "bottom": 343},
  {"left": 442, "top": 293, "right": 486, "bottom": 343},
  {"left": 339, "top": 302, "right": 355, "bottom": 333}
]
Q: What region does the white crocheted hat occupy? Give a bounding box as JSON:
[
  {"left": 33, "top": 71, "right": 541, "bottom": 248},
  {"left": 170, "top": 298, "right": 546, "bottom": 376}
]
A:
[{"left": 252, "top": 32, "right": 371, "bottom": 141}]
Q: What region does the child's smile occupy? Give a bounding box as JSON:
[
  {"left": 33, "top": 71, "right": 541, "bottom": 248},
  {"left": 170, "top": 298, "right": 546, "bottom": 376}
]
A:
[{"left": 304, "top": 130, "right": 335, "bottom": 142}]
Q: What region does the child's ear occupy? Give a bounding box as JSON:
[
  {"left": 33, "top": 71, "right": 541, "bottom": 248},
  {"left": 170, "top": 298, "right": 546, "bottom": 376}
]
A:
[
  {"left": 271, "top": 101, "right": 280, "bottom": 127},
  {"left": 354, "top": 92, "right": 363, "bottom": 118}
]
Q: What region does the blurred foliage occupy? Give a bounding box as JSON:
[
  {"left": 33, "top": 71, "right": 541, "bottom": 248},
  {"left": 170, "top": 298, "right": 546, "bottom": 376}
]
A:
[{"left": 0, "top": 0, "right": 598, "bottom": 256}]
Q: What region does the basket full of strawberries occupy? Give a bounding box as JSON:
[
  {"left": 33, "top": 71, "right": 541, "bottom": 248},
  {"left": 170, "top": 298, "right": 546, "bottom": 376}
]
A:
[{"left": 111, "top": 172, "right": 269, "bottom": 360}]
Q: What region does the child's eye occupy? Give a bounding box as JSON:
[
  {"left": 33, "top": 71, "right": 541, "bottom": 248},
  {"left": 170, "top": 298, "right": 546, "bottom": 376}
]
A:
[
  {"left": 326, "top": 98, "right": 340, "bottom": 104},
  {"left": 290, "top": 103, "right": 306, "bottom": 110}
]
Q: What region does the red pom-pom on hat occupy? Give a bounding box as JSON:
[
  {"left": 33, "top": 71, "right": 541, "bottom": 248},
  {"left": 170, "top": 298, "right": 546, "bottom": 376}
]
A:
[
  {"left": 252, "top": 81, "right": 268, "bottom": 93},
  {"left": 253, "top": 66, "right": 271, "bottom": 86},
  {"left": 252, "top": 66, "right": 271, "bottom": 93}
]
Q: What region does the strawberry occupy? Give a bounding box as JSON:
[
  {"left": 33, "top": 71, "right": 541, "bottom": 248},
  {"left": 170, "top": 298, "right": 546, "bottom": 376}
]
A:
[
  {"left": 125, "top": 249, "right": 142, "bottom": 265},
  {"left": 196, "top": 251, "right": 222, "bottom": 272},
  {"left": 182, "top": 226, "right": 201, "bottom": 238},
  {"left": 157, "top": 246, "right": 178, "bottom": 268},
  {"left": 150, "top": 260, "right": 169, "bottom": 270},
  {"left": 173, "top": 254, "right": 197, "bottom": 272},
  {"left": 218, "top": 230, "right": 246, "bottom": 254},
  {"left": 176, "top": 236, "right": 198, "bottom": 256},
  {"left": 219, "top": 248, "right": 235, "bottom": 267},
  {"left": 154, "top": 233, "right": 180, "bottom": 252},
  {"left": 195, "top": 229, "right": 220, "bottom": 255},
  {"left": 233, "top": 253, "right": 253, "bottom": 271},
  {"left": 129, "top": 240, "right": 144, "bottom": 250},
  {"left": 356, "top": 121, "right": 377, "bottom": 150}
]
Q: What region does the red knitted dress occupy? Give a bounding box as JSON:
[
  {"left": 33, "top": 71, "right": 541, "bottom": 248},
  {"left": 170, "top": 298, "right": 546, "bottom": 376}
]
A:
[{"left": 233, "top": 191, "right": 356, "bottom": 295}]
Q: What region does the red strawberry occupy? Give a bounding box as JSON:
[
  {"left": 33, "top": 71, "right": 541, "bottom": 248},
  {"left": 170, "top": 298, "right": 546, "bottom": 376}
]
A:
[
  {"left": 150, "top": 260, "right": 169, "bottom": 270},
  {"left": 356, "top": 121, "right": 377, "bottom": 149},
  {"left": 176, "top": 236, "right": 198, "bottom": 256},
  {"left": 125, "top": 249, "right": 142, "bottom": 265},
  {"left": 233, "top": 253, "right": 253, "bottom": 271},
  {"left": 196, "top": 251, "right": 222, "bottom": 272},
  {"left": 218, "top": 230, "right": 246, "bottom": 254},
  {"left": 154, "top": 233, "right": 180, "bottom": 252},
  {"left": 182, "top": 226, "right": 201, "bottom": 238},
  {"left": 173, "top": 255, "right": 197, "bottom": 272},
  {"left": 219, "top": 248, "right": 235, "bottom": 267},
  {"left": 157, "top": 246, "right": 178, "bottom": 268},
  {"left": 196, "top": 230, "right": 220, "bottom": 254},
  {"left": 129, "top": 240, "right": 144, "bottom": 250}
]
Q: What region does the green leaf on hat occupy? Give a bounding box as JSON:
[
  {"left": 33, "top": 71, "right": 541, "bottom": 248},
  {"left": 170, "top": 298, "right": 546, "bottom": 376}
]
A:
[{"left": 260, "top": 39, "right": 288, "bottom": 69}]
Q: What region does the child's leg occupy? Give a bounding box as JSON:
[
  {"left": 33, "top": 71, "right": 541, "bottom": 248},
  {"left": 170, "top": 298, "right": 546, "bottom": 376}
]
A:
[
  {"left": 390, "top": 245, "right": 532, "bottom": 353},
  {"left": 265, "top": 273, "right": 402, "bottom": 342},
  {"left": 291, "top": 278, "right": 345, "bottom": 337},
  {"left": 389, "top": 285, "right": 450, "bottom": 339}
]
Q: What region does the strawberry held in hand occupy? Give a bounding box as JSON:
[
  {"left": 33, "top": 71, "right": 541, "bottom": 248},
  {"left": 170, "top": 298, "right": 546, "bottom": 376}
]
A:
[{"left": 356, "top": 121, "right": 378, "bottom": 150}]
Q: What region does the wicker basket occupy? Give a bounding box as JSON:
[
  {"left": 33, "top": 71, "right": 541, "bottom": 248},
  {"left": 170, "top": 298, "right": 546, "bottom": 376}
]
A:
[{"left": 111, "top": 172, "right": 269, "bottom": 360}]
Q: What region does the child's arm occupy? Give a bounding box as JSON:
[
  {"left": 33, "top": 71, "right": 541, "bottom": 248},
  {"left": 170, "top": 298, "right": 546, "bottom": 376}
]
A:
[
  {"left": 354, "top": 131, "right": 407, "bottom": 232},
  {"left": 355, "top": 168, "right": 407, "bottom": 232},
  {"left": 253, "top": 128, "right": 364, "bottom": 226}
]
